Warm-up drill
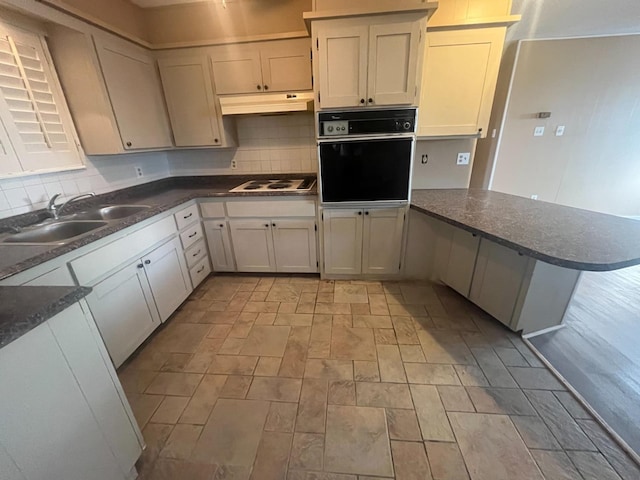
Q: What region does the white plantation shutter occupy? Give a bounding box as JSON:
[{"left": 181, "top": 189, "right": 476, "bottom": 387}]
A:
[{"left": 0, "top": 24, "right": 82, "bottom": 175}]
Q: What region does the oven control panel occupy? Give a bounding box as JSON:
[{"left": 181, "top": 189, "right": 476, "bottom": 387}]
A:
[{"left": 322, "top": 121, "right": 349, "bottom": 136}]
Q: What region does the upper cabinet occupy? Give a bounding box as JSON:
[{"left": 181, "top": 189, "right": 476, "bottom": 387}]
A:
[
  {"left": 158, "top": 55, "right": 235, "bottom": 148},
  {"left": 210, "top": 38, "right": 312, "bottom": 95},
  {"left": 0, "top": 22, "right": 83, "bottom": 178},
  {"left": 47, "top": 25, "right": 172, "bottom": 155},
  {"left": 417, "top": 27, "right": 506, "bottom": 138},
  {"left": 312, "top": 13, "right": 427, "bottom": 109}
]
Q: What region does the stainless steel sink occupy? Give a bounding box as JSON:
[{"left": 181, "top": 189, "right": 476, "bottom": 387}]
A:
[
  {"left": 64, "top": 205, "right": 151, "bottom": 221},
  {"left": 1, "top": 221, "right": 108, "bottom": 245}
]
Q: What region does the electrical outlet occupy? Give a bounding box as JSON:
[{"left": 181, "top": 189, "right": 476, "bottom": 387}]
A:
[
  {"left": 534, "top": 126, "right": 545, "bottom": 137},
  {"left": 555, "top": 125, "right": 565, "bottom": 136},
  {"left": 231, "top": 159, "right": 237, "bottom": 170},
  {"left": 135, "top": 166, "right": 143, "bottom": 178},
  {"left": 456, "top": 152, "right": 471, "bottom": 165},
  {"left": 531, "top": 194, "right": 538, "bottom": 200}
]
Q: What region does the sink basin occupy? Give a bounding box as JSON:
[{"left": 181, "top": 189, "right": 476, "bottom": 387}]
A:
[
  {"left": 1, "top": 221, "right": 108, "bottom": 245},
  {"left": 65, "top": 205, "right": 151, "bottom": 221}
]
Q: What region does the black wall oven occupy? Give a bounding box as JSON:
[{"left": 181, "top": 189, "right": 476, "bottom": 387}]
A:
[{"left": 318, "top": 109, "right": 416, "bottom": 205}]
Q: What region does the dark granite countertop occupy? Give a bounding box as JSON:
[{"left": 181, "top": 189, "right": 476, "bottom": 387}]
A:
[
  {"left": 410, "top": 189, "right": 640, "bottom": 271},
  {"left": 0, "top": 285, "right": 92, "bottom": 348},
  {"left": 0, "top": 175, "right": 317, "bottom": 281}
]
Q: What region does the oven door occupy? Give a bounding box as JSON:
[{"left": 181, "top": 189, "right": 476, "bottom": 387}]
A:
[{"left": 319, "top": 136, "right": 414, "bottom": 204}]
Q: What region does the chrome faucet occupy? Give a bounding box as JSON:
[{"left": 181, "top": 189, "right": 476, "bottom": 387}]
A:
[{"left": 47, "top": 192, "right": 95, "bottom": 219}]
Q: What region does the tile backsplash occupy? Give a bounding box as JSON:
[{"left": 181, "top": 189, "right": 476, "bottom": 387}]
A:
[
  {"left": 0, "top": 152, "right": 169, "bottom": 219},
  {"left": 168, "top": 112, "right": 318, "bottom": 176}
]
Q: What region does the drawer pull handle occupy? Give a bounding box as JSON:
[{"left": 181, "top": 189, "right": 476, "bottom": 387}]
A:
[
  {"left": 197, "top": 266, "right": 205, "bottom": 274},
  {"left": 189, "top": 232, "right": 197, "bottom": 238},
  {"left": 144, "top": 260, "right": 151, "bottom": 265},
  {"left": 192, "top": 250, "right": 201, "bottom": 258},
  {"left": 183, "top": 213, "right": 193, "bottom": 219},
  {"left": 137, "top": 263, "right": 143, "bottom": 269}
]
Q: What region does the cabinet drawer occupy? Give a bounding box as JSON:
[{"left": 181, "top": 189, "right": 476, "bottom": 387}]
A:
[
  {"left": 71, "top": 215, "right": 177, "bottom": 285},
  {"left": 180, "top": 222, "right": 204, "bottom": 250},
  {"left": 200, "top": 201, "right": 226, "bottom": 218},
  {"left": 175, "top": 203, "right": 200, "bottom": 231},
  {"left": 226, "top": 200, "right": 316, "bottom": 218},
  {"left": 185, "top": 239, "right": 208, "bottom": 269},
  {"left": 190, "top": 256, "right": 211, "bottom": 288}
]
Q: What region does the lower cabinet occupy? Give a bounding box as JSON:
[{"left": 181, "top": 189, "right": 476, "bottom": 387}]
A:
[
  {"left": 230, "top": 219, "right": 318, "bottom": 273},
  {"left": 323, "top": 207, "right": 405, "bottom": 276},
  {"left": 203, "top": 220, "right": 236, "bottom": 272},
  {"left": 443, "top": 228, "right": 480, "bottom": 297},
  {"left": 86, "top": 237, "right": 190, "bottom": 368}
]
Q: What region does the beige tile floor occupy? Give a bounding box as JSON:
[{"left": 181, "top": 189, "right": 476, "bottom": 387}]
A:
[{"left": 118, "top": 275, "right": 640, "bottom": 480}]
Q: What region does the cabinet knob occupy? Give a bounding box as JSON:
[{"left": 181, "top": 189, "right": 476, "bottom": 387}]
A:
[
  {"left": 257, "top": 85, "right": 262, "bottom": 90},
  {"left": 357, "top": 211, "right": 362, "bottom": 216},
  {"left": 137, "top": 263, "right": 143, "bottom": 269},
  {"left": 272, "top": 223, "right": 276, "bottom": 227},
  {"left": 214, "top": 138, "right": 219, "bottom": 143},
  {"left": 360, "top": 99, "right": 365, "bottom": 104},
  {"left": 219, "top": 224, "right": 224, "bottom": 228},
  {"left": 365, "top": 211, "right": 369, "bottom": 215},
  {"left": 368, "top": 98, "right": 373, "bottom": 104},
  {"left": 144, "top": 259, "right": 151, "bottom": 265},
  {"left": 126, "top": 141, "right": 132, "bottom": 147},
  {"left": 265, "top": 224, "right": 270, "bottom": 228},
  {"left": 264, "top": 85, "right": 269, "bottom": 91}
]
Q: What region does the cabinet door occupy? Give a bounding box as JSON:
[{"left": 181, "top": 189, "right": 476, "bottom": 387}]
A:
[
  {"left": 368, "top": 21, "right": 423, "bottom": 106},
  {"left": 203, "top": 220, "right": 236, "bottom": 272},
  {"left": 260, "top": 39, "right": 313, "bottom": 93},
  {"left": 210, "top": 47, "right": 263, "bottom": 95},
  {"left": 94, "top": 36, "right": 172, "bottom": 150},
  {"left": 158, "top": 56, "right": 222, "bottom": 147},
  {"left": 229, "top": 220, "right": 276, "bottom": 272},
  {"left": 418, "top": 28, "right": 505, "bottom": 137},
  {"left": 317, "top": 25, "right": 369, "bottom": 108},
  {"left": 469, "top": 239, "right": 529, "bottom": 327},
  {"left": 142, "top": 237, "right": 191, "bottom": 322},
  {"left": 85, "top": 260, "right": 160, "bottom": 368},
  {"left": 362, "top": 207, "right": 405, "bottom": 275},
  {"left": 272, "top": 219, "right": 318, "bottom": 273},
  {"left": 323, "top": 209, "right": 363, "bottom": 275},
  {"left": 444, "top": 228, "right": 480, "bottom": 297}
]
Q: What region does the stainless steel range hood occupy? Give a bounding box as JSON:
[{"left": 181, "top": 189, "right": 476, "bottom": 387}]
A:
[{"left": 219, "top": 92, "right": 315, "bottom": 116}]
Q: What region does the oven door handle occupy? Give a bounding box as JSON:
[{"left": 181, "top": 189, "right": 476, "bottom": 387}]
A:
[{"left": 317, "top": 134, "right": 416, "bottom": 144}]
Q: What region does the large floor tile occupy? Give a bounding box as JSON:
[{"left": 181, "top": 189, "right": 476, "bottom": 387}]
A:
[
  {"left": 240, "top": 325, "right": 291, "bottom": 357},
  {"left": 330, "top": 327, "right": 376, "bottom": 361},
  {"left": 246, "top": 377, "right": 302, "bottom": 402},
  {"left": 324, "top": 405, "right": 394, "bottom": 477},
  {"left": 391, "top": 440, "right": 432, "bottom": 480},
  {"left": 448, "top": 412, "right": 543, "bottom": 480},
  {"left": 355, "top": 382, "right": 413, "bottom": 409},
  {"left": 145, "top": 372, "right": 203, "bottom": 397},
  {"left": 410, "top": 384, "right": 455, "bottom": 442},
  {"left": 425, "top": 441, "right": 470, "bottom": 480}
]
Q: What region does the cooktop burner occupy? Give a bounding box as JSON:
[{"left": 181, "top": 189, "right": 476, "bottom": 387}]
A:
[{"left": 230, "top": 178, "right": 316, "bottom": 193}]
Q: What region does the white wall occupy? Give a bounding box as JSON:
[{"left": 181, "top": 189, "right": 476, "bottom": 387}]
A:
[
  {"left": 412, "top": 139, "right": 477, "bottom": 189},
  {"left": 0, "top": 152, "right": 169, "bottom": 219},
  {"left": 169, "top": 113, "right": 317, "bottom": 176}
]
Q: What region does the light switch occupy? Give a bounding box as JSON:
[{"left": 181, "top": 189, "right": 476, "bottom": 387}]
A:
[
  {"left": 456, "top": 152, "right": 471, "bottom": 165},
  {"left": 534, "top": 126, "right": 545, "bottom": 137},
  {"left": 555, "top": 125, "right": 565, "bottom": 136}
]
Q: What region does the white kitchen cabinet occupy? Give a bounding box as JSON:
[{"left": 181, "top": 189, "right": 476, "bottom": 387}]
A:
[
  {"left": 93, "top": 35, "right": 172, "bottom": 150},
  {"left": 142, "top": 237, "right": 191, "bottom": 322},
  {"left": 272, "top": 219, "right": 318, "bottom": 273},
  {"left": 362, "top": 208, "right": 405, "bottom": 274},
  {"left": 323, "top": 209, "right": 364, "bottom": 275},
  {"left": 323, "top": 207, "right": 406, "bottom": 276},
  {"left": 0, "top": 301, "right": 142, "bottom": 480},
  {"left": 229, "top": 220, "right": 276, "bottom": 272},
  {"left": 158, "top": 55, "right": 224, "bottom": 147},
  {"left": 85, "top": 259, "right": 160, "bottom": 368},
  {"left": 210, "top": 38, "right": 312, "bottom": 95},
  {"left": 203, "top": 220, "right": 236, "bottom": 272},
  {"left": 469, "top": 238, "right": 529, "bottom": 326},
  {"left": 418, "top": 27, "right": 506, "bottom": 138},
  {"left": 314, "top": 14, "right": 426, "bottom": 109},
  {"left": 0, "top": 23, "right": 83, "bottom": 177},
  {"left": 443, "top": 228, "right": 480, "bottom": 297}
]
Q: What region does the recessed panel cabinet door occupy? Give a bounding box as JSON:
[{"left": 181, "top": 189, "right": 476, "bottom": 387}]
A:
[
  {"left": 362, "top": 207, "right": 405, "bottom": 274},
  {"left": 272, "top": 219, "right": 318, "bottom": 273},
  {"left": 142, "top": 237, "right": 191, "bottom": 322},
  {"left": 260, "top": 39, "right": 313, "bottom": 92},
  {"left": 210, "top": 48, "right": 263, "bottom": 95},
  {"left": 323, "top": 209, "right": 363, "bottom": 275},
  {"left": 86, "top": 260, "right": 160, "bottom": 368},
  {"left": 229, "top": 220, "right": 276, "bottom": 272},
  {"left": 94, "top": 37, "right": 172, "bottom": 150},
  {"left": 204, "top": 220, "right": 236, "bottom": 272},
  {"left": 444, "top": 228, "right": 480, "bottom": 297},
  {"left": 368, "top": 21, "right": 422, "bottom": 106},
  {"left": 158, "top": 56, "right": 222, "bottom": 147},
  {"left": 418, "top": 28, "right": 505, "bottom": 137},
  {"left": 317, "top": 25, "right": 369, "bottom": 108}
]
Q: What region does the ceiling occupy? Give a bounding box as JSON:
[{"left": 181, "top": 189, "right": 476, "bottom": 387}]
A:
[{"left": 129, "top": 0, "right": 237, "bottom": 8}]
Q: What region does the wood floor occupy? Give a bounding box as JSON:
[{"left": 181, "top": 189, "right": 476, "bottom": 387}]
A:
[{"left": 529, "top": 264, "right": 640, "bottom": 456}]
